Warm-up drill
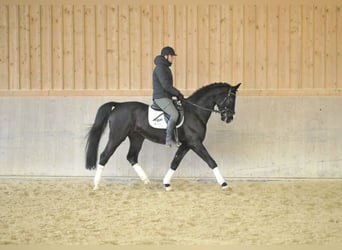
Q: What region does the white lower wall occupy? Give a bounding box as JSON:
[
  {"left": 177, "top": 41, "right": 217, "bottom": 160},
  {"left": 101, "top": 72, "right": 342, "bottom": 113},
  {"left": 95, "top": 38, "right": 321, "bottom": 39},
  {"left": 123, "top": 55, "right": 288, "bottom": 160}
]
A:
[{"left": 0, "top": 96, "right": 341, "bottom": 179}]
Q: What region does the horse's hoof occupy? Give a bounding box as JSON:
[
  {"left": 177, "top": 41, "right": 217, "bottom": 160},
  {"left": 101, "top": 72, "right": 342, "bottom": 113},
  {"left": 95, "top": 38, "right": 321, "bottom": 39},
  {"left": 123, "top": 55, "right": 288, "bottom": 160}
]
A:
[
  {"left": 93, "top": 185, "right": 99, "bottom": 191},
  {"left": 221, "top": 182, "right": 231, "bottom": 191},
  {"left": 222, "top": 185, "right": 232, "bottom": 192},
  {"left": 165, "top": 184, "right": 172, "bottom": 192},
  {"left": 144, "top": 179, "right": 151, "bottom": 185}
]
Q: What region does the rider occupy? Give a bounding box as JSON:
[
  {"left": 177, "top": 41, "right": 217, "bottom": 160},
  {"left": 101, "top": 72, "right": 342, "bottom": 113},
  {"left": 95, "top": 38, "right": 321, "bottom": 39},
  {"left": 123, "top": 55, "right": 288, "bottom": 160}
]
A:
[{"left": 152, "top": 46, "right": 184, "bottom": 147}]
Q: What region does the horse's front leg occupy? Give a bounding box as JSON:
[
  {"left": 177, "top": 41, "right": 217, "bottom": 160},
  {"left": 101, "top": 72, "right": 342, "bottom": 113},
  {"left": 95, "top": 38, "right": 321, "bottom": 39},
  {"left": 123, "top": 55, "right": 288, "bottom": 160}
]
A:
[
  {"left": 191, "top": 143, "right": 229, "bottom": 190},
  {"left": 163, "top": 144, "right": 190, "bottom": 191}
]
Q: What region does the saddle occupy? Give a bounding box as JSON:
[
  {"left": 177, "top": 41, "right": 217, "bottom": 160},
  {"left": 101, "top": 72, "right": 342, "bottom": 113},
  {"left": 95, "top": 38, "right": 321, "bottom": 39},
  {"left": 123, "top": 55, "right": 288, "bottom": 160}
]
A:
[{"left": 148, "top": 100, "right": 184, "bottom": 129}]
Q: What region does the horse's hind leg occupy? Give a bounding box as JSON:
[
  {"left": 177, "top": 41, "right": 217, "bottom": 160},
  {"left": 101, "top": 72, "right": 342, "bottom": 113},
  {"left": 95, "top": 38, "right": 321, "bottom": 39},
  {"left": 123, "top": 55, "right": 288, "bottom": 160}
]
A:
[
  {"left": 127, "top": 134, "right": 150, "bottom": 184},
  {"left": 93, "top": 132, "right": 126, "bottom": 190}
]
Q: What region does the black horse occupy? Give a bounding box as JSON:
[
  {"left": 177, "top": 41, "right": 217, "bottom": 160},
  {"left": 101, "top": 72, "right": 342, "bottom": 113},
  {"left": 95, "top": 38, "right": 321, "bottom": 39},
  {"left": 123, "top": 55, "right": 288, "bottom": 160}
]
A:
[{"left": 86, "top": 82, "right": 241, "bottom": 191}]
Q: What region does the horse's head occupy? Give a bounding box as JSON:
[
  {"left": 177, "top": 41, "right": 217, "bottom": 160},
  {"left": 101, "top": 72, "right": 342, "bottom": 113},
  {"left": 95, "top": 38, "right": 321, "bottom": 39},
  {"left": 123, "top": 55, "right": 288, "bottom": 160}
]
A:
[{"left": 217, "top": 83, "right": 241, "bottom": 123}]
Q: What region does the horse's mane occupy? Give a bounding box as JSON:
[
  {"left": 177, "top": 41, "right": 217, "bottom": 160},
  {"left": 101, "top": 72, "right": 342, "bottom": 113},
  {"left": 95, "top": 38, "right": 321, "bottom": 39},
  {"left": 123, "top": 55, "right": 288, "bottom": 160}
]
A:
[{"left": 188, "top": 82, "right": 231, "bottom": 99}]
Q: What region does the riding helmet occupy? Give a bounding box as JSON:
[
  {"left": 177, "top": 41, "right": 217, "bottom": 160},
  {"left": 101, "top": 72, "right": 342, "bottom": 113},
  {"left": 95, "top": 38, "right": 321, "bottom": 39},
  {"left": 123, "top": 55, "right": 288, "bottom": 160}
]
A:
[{"left": 161, "top": 46, "right": 177, "bottom": 56}]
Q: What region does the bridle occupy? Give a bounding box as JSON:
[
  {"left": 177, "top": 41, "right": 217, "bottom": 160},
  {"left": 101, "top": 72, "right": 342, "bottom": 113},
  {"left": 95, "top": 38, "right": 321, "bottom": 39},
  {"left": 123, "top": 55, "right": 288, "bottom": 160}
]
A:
[{"left": 184, "top": 88, "right": 236, "bottom": 115}]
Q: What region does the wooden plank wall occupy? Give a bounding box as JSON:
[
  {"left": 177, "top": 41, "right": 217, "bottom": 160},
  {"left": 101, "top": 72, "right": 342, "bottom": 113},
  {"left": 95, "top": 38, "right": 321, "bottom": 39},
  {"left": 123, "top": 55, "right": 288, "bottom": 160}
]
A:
[{"left": 0, "top": 0, "right": 341, "bottom": 96}]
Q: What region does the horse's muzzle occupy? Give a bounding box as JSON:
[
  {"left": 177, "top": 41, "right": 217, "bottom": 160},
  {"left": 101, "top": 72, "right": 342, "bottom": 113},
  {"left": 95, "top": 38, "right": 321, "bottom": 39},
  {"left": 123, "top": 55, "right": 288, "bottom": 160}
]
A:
[
  {"left": 225, "top": 116, "right": 234, "bottom": 123},
  {"left": 221, "top": 111, "right": 234, "bottom": 123}
]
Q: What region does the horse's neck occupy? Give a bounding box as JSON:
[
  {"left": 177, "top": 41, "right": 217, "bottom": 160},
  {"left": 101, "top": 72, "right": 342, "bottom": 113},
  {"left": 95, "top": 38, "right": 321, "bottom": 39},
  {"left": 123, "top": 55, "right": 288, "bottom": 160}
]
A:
[
  {"left": 187, "top": 93, "right": 217, "bottom": 123},
  {"left": 191, "top": 92, "right": 217, "bottom": 109}
]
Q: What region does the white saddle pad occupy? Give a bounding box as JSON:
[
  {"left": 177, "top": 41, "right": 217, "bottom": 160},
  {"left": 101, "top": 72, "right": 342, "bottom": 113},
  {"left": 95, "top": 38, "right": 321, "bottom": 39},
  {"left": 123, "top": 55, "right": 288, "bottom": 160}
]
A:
[{"left": 148, "top": 106, "right": 184, "bottom": 129}]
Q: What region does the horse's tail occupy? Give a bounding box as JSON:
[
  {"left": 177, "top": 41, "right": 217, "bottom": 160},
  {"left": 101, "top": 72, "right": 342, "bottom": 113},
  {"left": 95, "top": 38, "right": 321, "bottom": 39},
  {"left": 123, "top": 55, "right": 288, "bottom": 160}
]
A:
[{"left": 85, "top": 102, "right": 117, "bottom": 170}]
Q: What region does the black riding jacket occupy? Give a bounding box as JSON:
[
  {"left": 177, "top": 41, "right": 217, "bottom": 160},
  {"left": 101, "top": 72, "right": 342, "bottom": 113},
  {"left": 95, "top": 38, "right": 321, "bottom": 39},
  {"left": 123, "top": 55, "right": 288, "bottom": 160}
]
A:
[{"left": 152, "top": 55, "right": 181, "bottom": 100}]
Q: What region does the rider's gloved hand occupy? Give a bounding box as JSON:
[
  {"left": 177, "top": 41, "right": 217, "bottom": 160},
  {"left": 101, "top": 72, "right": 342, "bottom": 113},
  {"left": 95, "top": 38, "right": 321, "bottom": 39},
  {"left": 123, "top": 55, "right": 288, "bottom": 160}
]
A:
[{"left": 177, "top": 93, "right": 184, "bottom": 101}]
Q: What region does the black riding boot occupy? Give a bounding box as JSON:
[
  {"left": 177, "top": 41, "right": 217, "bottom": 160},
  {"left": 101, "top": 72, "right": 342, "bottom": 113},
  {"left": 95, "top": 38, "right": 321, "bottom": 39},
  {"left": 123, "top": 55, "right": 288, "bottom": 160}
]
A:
[{"left": 165, "top": 120, "right": 177, "bottom": 147}]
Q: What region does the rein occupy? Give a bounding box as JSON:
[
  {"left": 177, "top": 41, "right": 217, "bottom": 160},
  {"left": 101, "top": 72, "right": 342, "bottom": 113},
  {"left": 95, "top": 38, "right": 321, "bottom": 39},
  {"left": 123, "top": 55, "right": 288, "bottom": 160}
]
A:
[
  {"left": 184, "top": 100, "right": 223, "bottom": 113},
  {"left": 184, "top": 89, "right": 235, "bottom": 114}
]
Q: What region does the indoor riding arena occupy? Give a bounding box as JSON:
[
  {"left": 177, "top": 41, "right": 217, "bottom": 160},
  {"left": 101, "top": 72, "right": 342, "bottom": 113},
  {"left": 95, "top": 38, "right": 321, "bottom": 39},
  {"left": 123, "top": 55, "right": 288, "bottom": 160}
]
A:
[{"left": 0, "top": 0, "right": 341, "bottom": 247}]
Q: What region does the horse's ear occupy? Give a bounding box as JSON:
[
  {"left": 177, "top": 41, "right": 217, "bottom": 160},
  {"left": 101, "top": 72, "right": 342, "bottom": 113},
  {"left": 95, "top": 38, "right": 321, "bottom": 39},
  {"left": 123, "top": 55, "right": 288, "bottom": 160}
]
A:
[{"left": 234, "top": 83, "right": 242, "bottom": 90}]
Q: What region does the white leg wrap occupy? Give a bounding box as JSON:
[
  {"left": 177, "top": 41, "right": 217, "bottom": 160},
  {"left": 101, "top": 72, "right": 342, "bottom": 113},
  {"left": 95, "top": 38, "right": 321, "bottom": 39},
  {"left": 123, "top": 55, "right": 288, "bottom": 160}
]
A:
[
  {"left": 133, "top": 164, "right": 150, "bottom": 184},
  {"left": 94, "top": 165, "right": 105, "bottom": 190},
  {"left": 213, "top": 167, "right": 226, "bottom": 186},
  {"left": 163, "top": 169, "right": 175, "bottom": 185}
]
